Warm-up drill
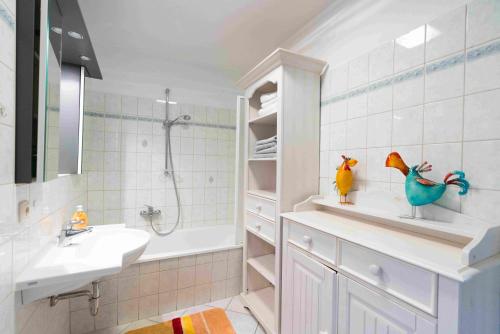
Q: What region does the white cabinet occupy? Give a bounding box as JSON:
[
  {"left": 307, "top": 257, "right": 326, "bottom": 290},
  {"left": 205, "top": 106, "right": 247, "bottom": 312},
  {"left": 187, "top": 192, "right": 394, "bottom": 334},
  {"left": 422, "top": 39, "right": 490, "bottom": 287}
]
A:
[
  {"left": 280, "top": 194, "right": 500, "bottom": 334},
  {"left": 238, "top": 49, "right": 326, "bottom": 333},
  {"left": 282, "top": 244, "right": 337, "bottom": 334},
  {"left": 338, "top": 275, "right": 436, "bottom": 334}
]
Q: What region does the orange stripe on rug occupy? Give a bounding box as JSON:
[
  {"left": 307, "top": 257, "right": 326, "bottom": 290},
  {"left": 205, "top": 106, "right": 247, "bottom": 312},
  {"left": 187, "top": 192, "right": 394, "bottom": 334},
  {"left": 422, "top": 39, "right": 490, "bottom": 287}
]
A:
[
  {"left": 190, "top": 313, "right": 209, "bottom": 334},
  {"left": 202, "top": 308, "right": 236, "bottom": 334},
  {"left": 124, "top": 308, "right": 235, "bottom": 334}
]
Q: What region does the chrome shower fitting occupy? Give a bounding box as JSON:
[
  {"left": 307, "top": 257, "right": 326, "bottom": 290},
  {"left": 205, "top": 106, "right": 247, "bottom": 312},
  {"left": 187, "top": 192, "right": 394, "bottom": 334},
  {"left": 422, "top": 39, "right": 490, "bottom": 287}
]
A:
[
  {"left": 140, "top": 204, "right": 161, "bottom": 218},
  {"left": 163, "top": 114, "right": 191, "bottom": 127},
  {"left": 147, "top": 88, "right": 185, "bottom": 237}
]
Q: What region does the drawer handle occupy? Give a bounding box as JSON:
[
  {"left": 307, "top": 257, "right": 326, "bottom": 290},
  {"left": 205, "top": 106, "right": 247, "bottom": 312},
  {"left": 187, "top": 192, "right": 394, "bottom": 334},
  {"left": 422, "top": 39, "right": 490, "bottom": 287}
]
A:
[
  {"left": 255, "top": 222, "right": 262, "bottom": 230},
  {"left": 303, "top": 235, "right": 312, "bottom": 245},
  {"left": 369, "top": 264, "right": 382, "bottom": 276},
  {"left": 255, "top": 205, "right": 262, "bottom": 212}
]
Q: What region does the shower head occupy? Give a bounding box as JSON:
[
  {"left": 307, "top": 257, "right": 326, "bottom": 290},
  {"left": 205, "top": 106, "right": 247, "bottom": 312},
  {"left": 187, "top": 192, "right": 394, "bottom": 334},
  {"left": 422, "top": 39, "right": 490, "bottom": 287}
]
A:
[{"left": 168, "top": 114, "right": 191, "bottom": 125}]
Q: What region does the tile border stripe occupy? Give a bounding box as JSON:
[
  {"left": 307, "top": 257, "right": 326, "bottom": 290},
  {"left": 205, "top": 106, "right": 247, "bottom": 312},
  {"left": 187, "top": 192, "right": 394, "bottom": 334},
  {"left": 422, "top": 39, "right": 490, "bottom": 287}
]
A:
[
  {"left": 321, "top": 39, "right": 500, "bottom": 106},
  {"left": 0, "top": 2, "right": 15, "bottom": 29},
  {"left": 83, "top": 111, "right": 236, "bottom": 130}
]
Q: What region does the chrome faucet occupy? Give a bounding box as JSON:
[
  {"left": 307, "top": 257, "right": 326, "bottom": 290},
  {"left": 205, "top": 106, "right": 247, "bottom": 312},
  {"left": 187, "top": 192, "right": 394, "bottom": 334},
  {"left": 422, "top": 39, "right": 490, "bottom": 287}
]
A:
[
  {"left": 140, "top": 205, "right": 161, "bottom": 218},
  {"left": 58, "top": 220, "right": 93, "bottom": 247}
]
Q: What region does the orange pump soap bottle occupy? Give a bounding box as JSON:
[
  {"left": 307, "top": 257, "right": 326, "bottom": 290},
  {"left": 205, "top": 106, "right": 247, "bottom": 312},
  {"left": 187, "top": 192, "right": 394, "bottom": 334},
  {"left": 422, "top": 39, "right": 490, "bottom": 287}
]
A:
[{"left": 71, "top": 205, "right": 88, "bottom": 230}]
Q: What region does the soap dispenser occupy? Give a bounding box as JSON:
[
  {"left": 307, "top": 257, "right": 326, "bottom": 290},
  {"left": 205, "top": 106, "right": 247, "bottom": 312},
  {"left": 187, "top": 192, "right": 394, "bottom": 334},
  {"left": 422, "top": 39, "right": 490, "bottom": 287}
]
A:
[{"left": 71, "top": 205, "right": 89, "bottom": 230}]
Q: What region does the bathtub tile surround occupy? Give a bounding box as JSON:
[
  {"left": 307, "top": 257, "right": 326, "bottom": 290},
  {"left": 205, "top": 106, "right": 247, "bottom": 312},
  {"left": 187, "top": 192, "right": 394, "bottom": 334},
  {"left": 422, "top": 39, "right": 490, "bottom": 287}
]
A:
[
  {"left": 82, "top": 90, "right": 236, "bottom": 230},
  {"left": 69, "top": 249, "right": 242, "bottom": 334},
  {"left": 319, "top": 0, "right": 500, "bottom": 224}
]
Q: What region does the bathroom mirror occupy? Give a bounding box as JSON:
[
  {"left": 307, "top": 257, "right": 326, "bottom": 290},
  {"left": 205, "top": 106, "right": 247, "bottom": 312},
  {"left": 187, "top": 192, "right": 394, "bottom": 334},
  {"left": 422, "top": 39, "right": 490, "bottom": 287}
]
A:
[
  {"left": 43, "top": 0, "right": 63, "bottom": 181},
  {"left": 15, "top": 0, "right": 102, "bottom": 183}
]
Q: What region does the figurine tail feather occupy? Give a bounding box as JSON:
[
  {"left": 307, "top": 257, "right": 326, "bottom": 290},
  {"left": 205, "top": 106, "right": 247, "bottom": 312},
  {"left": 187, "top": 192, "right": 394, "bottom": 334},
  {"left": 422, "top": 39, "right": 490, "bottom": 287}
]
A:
[{"left": 444, "top": 171, "right": 469, "bottom": 195}]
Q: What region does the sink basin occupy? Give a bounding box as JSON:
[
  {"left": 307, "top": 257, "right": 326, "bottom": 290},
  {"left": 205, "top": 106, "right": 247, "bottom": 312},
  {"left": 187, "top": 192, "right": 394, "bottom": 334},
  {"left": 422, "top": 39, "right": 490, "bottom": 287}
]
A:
[{"left": 16, "top": 224, "right": 150, "bottom": 304}]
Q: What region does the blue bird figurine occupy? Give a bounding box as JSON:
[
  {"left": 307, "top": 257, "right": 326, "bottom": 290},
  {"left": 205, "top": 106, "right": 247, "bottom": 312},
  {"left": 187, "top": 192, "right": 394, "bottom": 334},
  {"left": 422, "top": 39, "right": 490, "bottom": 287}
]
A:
[{"left": 385, "top": 152, "right": 469, "bottom": 217}]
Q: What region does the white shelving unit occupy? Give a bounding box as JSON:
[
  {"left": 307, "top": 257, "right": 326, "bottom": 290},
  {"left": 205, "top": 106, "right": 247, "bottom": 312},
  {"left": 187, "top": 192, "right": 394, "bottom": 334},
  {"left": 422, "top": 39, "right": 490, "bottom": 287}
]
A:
[
  {"left": 236, "top": 48, "right": 326, "bottom": 333},
  {"left": 247, "top": 254, "right": 276, "bottom": 285}
]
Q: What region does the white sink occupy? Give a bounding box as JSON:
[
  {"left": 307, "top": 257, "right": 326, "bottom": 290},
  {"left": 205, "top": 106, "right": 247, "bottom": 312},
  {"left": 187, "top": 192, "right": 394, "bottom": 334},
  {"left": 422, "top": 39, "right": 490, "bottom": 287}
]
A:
[{"left": 16, "top": 224, "right": 150, "bottom": 303}]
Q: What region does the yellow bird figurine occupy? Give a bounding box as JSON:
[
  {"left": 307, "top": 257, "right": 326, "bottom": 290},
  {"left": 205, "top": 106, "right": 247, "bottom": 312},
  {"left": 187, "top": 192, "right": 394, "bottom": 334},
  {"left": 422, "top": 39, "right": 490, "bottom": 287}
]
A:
[{"left": 334, "top": 155, "right": 358, "bottom": 204}]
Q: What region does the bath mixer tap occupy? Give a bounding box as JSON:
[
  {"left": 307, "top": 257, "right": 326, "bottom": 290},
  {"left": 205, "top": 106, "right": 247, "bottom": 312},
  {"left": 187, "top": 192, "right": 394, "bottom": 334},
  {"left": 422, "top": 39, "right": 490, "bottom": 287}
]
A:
[
  {"left": 58, "top": 220, "right": 93, "bottom": 247},
  {"left": 140, "top": 205, "right": 161, "bottom": 218}
]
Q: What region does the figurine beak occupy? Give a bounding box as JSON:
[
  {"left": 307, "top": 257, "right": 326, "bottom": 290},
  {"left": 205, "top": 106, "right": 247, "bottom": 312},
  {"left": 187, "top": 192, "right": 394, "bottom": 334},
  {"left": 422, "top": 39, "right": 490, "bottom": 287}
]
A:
[{"left": 347, "top": 159, "right": 358, "bottom": 167}]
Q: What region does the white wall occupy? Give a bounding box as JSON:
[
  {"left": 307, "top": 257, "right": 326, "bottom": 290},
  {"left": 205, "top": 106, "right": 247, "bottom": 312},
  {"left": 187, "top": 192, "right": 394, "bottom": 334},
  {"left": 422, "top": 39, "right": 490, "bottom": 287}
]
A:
[
  {"left": 285, "top": 0, "right": 500, "bottom": 225},
  {"left": 85, "top": 77, "right": 239, "bottom": 111},
  {"left": 82, "top": 89, "right": 236, "bottom": 231},
  {"left": 0, "top": 1, "right": 87, "bottom": 333},
  {"left": 284, "top": 0, "right": 470, "bottom": 65}
]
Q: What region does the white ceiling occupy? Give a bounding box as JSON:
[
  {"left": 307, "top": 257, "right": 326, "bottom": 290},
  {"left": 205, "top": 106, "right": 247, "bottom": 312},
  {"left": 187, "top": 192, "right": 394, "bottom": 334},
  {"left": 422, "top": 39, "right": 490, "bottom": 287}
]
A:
[{"left": 79, "top": 0, "right": 332, "bottom": 92}]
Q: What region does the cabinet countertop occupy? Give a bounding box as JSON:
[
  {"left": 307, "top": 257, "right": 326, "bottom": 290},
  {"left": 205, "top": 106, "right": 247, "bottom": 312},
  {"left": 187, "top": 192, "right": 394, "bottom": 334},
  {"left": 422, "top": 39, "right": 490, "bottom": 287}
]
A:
[{"left": 282, "top": 210, "right": 499, "bottom": 282}]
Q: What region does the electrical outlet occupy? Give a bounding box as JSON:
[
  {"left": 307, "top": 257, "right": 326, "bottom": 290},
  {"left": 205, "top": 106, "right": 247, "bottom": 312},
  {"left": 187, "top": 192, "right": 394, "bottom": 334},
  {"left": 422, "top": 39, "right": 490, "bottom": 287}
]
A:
[{"left": 18, "top": 200, "right": 30, "bottom": 221}]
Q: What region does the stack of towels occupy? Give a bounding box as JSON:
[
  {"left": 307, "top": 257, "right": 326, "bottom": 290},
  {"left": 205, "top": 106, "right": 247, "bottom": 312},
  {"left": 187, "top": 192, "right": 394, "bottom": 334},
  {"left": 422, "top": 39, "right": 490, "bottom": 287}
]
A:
[
  {"left": 258, "top": 92, "right": 277, "bottom": 117},
  {"left": 254, "top": 135, "right": 277, "bottom": 159}
]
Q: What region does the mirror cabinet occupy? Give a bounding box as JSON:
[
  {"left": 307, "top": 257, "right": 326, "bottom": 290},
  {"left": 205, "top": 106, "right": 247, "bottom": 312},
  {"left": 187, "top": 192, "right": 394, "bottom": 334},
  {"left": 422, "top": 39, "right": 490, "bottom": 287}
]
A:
[{"left": 15, "top": 0, "right": 101, "bottom": 183}]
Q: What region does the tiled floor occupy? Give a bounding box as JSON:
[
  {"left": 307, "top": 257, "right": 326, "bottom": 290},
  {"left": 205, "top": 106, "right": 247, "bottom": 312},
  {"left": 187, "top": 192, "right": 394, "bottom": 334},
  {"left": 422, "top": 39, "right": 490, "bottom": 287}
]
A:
[{"left": 88, "top": 295, "right": 264, "bottom": 334}]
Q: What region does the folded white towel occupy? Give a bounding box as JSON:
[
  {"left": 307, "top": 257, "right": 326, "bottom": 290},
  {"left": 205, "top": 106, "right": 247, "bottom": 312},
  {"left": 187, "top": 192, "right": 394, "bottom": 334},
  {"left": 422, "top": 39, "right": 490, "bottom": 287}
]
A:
[
  {"left": 257, "top": 104, "right": 277, "bottom": 117},
  {"left": 260, "top": 92, "right": 277, "bottom": 104},
  {"left": 255, "top": 142, "right": 276, "bottom": 152},
  {"left": 253, "top": 152, "right": 276, "bottom": 159},
  {"left": 256, "top": 146, "right": 276, "bottom": 154},
  {"left": 260, "top": 97, "right": 277, "bottom": 109},
  {"left": 256, "top": 135, "right": 277, "bottom": 145}
]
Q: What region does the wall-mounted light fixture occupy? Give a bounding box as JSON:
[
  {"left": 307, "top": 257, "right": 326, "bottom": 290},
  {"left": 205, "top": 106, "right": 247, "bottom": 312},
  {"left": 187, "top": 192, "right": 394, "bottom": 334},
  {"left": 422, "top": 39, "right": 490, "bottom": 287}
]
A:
[
  {"left": 67, "top": 31, "right": 83, "bottom": 39},
  {"left": 156, "top": 99, "right": 177, "bottom": 105}
]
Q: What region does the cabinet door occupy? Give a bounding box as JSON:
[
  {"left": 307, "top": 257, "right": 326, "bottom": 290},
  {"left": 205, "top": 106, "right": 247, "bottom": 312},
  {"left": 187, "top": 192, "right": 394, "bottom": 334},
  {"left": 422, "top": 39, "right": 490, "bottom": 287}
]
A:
[
  {"left": 282, "top": 244, "right": 337, "bottom": 334},
  {"left": 338, "top": 275, "right": 436, "bottom": 334}
]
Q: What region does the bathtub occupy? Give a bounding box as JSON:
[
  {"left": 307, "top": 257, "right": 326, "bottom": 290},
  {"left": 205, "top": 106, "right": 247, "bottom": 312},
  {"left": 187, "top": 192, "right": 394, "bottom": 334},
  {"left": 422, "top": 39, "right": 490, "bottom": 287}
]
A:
[
  {"left": 69, "top": 224, "right": 244, "bottom": 330},
  {"left": 136, "top": 224, "right": 241, "bottom": 263}
]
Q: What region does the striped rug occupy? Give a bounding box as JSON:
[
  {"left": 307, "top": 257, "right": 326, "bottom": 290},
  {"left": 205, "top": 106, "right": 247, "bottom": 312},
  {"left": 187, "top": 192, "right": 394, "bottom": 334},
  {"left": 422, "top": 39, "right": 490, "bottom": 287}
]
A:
[{"left": 125, "top": 308, "right": 236, "bottom": 334}]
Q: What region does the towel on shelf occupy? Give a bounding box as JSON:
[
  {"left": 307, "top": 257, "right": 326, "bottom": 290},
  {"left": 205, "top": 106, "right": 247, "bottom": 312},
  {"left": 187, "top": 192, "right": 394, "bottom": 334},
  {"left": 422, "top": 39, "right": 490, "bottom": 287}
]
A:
[
  {"left": 257, "top": 102, "right": 277, "bottom": 117},
  {"left": 254, "top": 135, "right": 277, "bottom": 158},
  {"left": 256, "top": 146, "right": 276, "bottom": 154},
  {"left": 255, "top": 135, "right": 277, "bottom": 145},
  {"left": 260, "top": 92, "right": 277, "bottom": 104},
  {"left": 255, "top": 141, "right": 276, "bottom": 152},
  {"left": 260, "top": 97, "right": 277, "bottom": 109},
  {"left": 253, "top": 152, "right": 276, "bottom": 159}
]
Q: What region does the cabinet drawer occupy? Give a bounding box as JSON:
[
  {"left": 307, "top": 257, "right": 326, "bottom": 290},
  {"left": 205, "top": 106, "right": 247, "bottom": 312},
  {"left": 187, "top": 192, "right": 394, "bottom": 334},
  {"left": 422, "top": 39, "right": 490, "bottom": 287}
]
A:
[
  {"left": 287, "top": 220, "right": 336, "bottom": 265},
  {"left": 339, "top": 240, "right": 437, "bottom": 315},
  {"left": 338, "top": 275, "right": 437, "bottom": 334},
  {"left": 246, "top": 194, "right": 276, "bottom": 221},
  {"left": 246, "top": 212, "right": 275, "bottom": 244}
]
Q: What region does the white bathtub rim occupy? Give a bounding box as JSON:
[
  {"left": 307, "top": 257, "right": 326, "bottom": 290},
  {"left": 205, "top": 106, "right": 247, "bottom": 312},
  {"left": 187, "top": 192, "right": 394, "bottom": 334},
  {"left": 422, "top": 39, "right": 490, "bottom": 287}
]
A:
[{"left": 136, "top": 243, "right": 242, "bottom": 263}]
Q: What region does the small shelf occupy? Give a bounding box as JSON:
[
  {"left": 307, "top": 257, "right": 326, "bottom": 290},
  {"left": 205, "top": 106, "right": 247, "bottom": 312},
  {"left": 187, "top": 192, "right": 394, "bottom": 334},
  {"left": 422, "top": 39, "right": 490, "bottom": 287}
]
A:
[
  {"left": 241, "top": 287, "right": 275, "bottom": 334},
  {"left": 248, "top": 189, "right": 276, "bottom": 201},
  {"left": 247, "top": 254, "right": 275, "bottom": 285},
  {"left": 249, "top": 111, "right": 277, "bottom": 126},
  {"left": 246, "top": 227, "right": 275, "bottom": 246},
  {"left": 248, "top": 158, "right": 276, "bottom": 162}
]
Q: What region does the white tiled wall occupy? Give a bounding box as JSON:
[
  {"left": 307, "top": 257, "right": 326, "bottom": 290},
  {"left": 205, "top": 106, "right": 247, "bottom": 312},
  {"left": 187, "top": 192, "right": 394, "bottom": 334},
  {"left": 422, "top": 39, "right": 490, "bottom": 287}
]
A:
[
  {"left": 82, "top": 90, "right": 236, "bottom": 230},
  {"left": 69, "top": 248, "right": 243, "bottom": 334},
  {"left": 0, "top": 0, "right": 17, "bottom": 328},
  {"left": 318, "top": 0, "right": 500, "bottom": 224},
  {"left": 0, "top": 1, "right": 18, "bottom": 333},
  {"left": 0, "top": 1, "right": 88, "bottom": 333}
]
